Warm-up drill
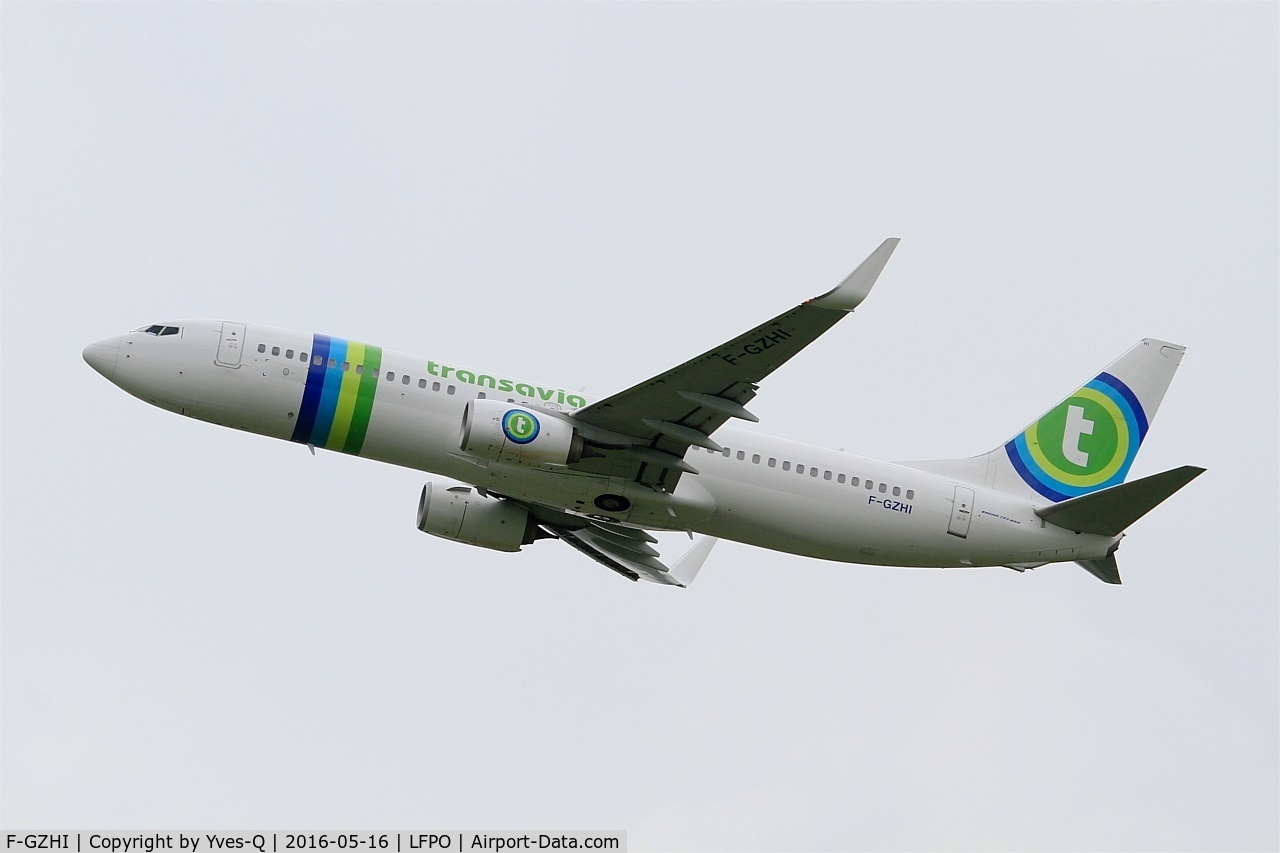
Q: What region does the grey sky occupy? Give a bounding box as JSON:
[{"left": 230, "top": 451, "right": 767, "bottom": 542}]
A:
[{"left": 2, "top": 3, "right": 1277, "bottom": 850}]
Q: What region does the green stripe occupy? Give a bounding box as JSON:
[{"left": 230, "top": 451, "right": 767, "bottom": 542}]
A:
[{"left": 343, "top": 345, "right": 382, "bottom": 454}]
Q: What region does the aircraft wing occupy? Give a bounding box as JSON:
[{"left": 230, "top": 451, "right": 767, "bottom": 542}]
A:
[
  {"left": 571, "top": 238, "right": 899, "bottom": 489},
  {"left": 507, "top": 495, "right": 717, "bottom": 586},
  {"left": 553, "top": 523, "right": 717, "bottom": 587}
]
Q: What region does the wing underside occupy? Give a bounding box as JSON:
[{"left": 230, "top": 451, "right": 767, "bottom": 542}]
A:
[
  {"left": 553, "top": 524, "right": 716, "bottom": 587},
  {"left": 506, "top": 495, "right": 717, "bottom": 586}
]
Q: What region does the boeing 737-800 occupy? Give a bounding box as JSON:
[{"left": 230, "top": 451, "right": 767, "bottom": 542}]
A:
[{"left": 82, "top": 239, "right": 1203, "bottom": 586}]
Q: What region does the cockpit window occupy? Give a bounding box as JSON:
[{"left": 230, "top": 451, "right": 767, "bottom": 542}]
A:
[
  {"left": 160, "top": 326, "right": 180, "bottom": 336},
  {"left": 138, "top": 324, "right": 181, "bottom": 336},
  {"left": 144, "top": 324, "right": 165, "bottom": 335}
]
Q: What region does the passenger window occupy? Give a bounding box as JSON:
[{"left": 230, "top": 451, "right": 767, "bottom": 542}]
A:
[
  {"left": 402, "top": 374, "right": 410, "bottom": 385},
  {"left": 892, "top": 486, "right": 901, "bottom": 497},
  {"left": 823, "top": 470, "right": 832, "bottom": 480},
  {"left": 342, "top": 361, "right": 350, "bottom": 371},
  {"left": 271, "top": 346, "right": 280, "bottom": 356},
  {"left": 419, "top": 378, "right": 427, "bottom": 389},
  {"left": 478, "top": 391, "right": 486, "bottom": 398},
  {"left": 356, "top": 364, "right": 364, "bottom": 374},
  {"left": 386, "top": 371, "right": 395, "bottom": 381},
  {"left": 300, "top": 352, "right": 308, "bottom": 362},
  {"left": 850, "top": 477, "right": 860, "bottom": 487},
  {"left": 906, "top": 489, "right": 915, "bottom": 499},
  {"left": 434, "top": 382, "right": 442, "bottom": 392},
  {"left": 313, "top": 355, "right": 323, "bottom": 366},
  {"left": 796, "top": 464, "right": 805, "bottom": 475},
  {"left": 371, "top": 368, "right": 379, "bottom": 378},
  {"left": 866, "top": 480, "right": 874, "bottom": 490},
  {"left": 751, "top": 454, "right": 761, "bottom": 464},
  {"left": 782, "top": 461, "right": 791, "bottom": 471},
  {"left": 286, "top": 349, "right": 294, "bottom": 359},
  {"left": 258, "top": 344, "right": 266, "bottom": 353},
  {"left": 838, "top": 473, "right": 846, "bottom": 484},
  {"left": 811, "top": 468, "right": 820, "bottom": 478},
  {"left": 447, "top": 385, "right": 455, "bottom": 395},
  {"left": 879, "top": 483, "right": 888, "bottom": 494},
  {"left": 768, "top": 458, "right": 777, "bottom": 468},
  {"left": 736, "top": 451, "right": 745, "bottom": 461},
  {"left": 722, "top": 448, "right": 731, "bottom": 458},
  {"left": 328, "top": 358, "right": 337, "bottom": 369}
]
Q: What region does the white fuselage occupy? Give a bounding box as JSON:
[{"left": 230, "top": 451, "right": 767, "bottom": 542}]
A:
[{"left": 86, "top": 320, "right": 1116, "bottom": 570}]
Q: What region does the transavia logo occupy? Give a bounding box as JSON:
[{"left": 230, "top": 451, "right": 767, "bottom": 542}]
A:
[
  {"left": 502, "top": 409, "right": 540, "bottom": 444},
  {"left": 426, "top": 360, "right": 586, "bottom": 409},
  {"left": 1005, "top": 371, "right": 1149, "bottom": 502}
]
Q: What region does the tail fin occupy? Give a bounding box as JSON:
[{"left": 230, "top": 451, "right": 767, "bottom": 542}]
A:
[{"left": 902, "top": 339, "right": 1188, "bottom": 503}]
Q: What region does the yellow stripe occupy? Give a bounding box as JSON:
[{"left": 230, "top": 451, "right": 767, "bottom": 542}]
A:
[{"left": 325, "top": 341, "right": 365, "bottom": 450}]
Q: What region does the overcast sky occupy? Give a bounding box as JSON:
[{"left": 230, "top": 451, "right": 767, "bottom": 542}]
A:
[{"left": 2, "top": 3, "right": 1277, "bottom": 851}]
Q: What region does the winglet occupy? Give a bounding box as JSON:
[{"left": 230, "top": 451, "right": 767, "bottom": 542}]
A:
[
  {"left": 808, "top": 237, "right": 900, "bottom": 311},
  {"left": 669, "top": 536, "right": 718, "bottom": 587}
]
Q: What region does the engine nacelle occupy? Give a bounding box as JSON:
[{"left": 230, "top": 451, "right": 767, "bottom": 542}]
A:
[
  {"left": 416, "top": 482, "right": 533, "bottom": 552},
  {"left": 459, "top": 399, "right": 584, "bottom": 466}
]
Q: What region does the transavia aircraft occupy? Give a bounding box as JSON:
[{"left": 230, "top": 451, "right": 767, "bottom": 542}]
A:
[{"left": 84, "top": 239, "right": 1203, "bottom": 587}]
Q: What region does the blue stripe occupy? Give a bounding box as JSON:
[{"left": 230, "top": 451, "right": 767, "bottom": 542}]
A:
[
  {"left": 1005, "top": 437, "right": 1073, "bottom": 502},
  {"left": 290, "top": 334, "right": 331, "bottom": 443},
  {"left": 1096, "top": 371, "right": 1148, "bottom": 441},
  {"left": 309, "top": 339, "right": 348, "bottom": 448}
]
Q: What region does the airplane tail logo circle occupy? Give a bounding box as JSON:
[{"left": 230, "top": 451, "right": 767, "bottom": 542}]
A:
[
  {"left": 502, "top": 409, "right": 541, "bottom": 444},
  {"left": 1004, "top": 372, "right": 1148, "bottom": 502}
]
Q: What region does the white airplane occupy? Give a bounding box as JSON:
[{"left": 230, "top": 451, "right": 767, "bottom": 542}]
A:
[{"left": 83, "top": 239, "right": 1203, "bottom": 587}]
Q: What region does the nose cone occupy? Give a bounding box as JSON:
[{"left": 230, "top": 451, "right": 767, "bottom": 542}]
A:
[{"left": 83, "top": 336, "right": 121, "bottom": 381}]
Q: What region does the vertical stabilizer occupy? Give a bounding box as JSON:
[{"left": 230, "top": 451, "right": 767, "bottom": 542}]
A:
[{"left": 901, "top": 339, "right": 1188, "bottom": 503}]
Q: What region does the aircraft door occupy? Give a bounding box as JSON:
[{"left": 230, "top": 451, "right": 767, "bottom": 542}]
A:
[
  {"left": 215, "top": 322, "right": 247, "bottom": 368},
  {"left": 947, "top": 485, "right": 975, "bottom": 538}
]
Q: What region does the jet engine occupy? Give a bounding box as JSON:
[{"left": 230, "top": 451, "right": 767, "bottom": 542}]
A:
[
  {"left": 459, "top": 399, "right": 585, "bottom": 466},
  {"left": 416, "top": 482, "right": 538, "bottom": 552}
]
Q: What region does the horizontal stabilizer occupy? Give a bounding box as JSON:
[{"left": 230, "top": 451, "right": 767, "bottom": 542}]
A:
[
  {"left": 1036, "top": 465, "right": 1205, "bottom": 536},
  {"left": 1077, "top": 555, "right": 1123, "bottom": 585}
]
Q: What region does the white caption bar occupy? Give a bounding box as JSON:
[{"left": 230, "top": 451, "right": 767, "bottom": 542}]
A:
[{"left": 2, "top": 834, "right": 625, "bottom": 853}]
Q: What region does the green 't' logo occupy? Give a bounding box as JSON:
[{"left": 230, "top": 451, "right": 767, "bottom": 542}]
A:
[
  {"left": 1026, "top": 390, "right": 1127, "bottom": 486},
  {"left": 502, "top": 409, "right": 540, "bottom": 444}
]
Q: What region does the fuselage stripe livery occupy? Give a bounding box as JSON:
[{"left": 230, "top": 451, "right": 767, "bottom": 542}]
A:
[
  {"left": 344, "top": 344, "right": 382, "bottom": 454},
  {"left": 1005, "top": 370, "right": 1149, "bottom": 502},
  {"left": 312, "top": 337, "right": 348, "bottom": 447},
  {"left": 290, "top": 334, "right": 382, "bottom": 453}
]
